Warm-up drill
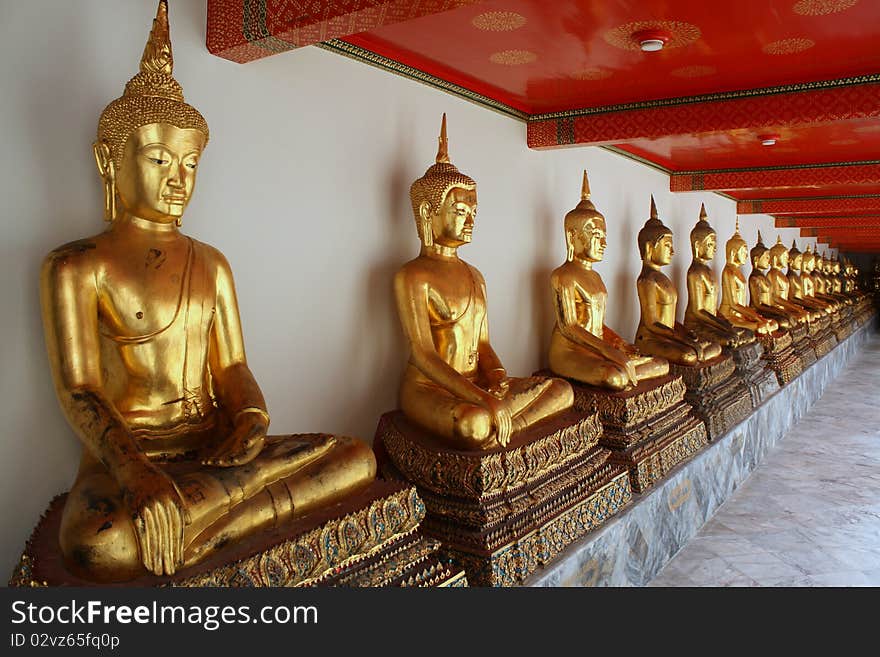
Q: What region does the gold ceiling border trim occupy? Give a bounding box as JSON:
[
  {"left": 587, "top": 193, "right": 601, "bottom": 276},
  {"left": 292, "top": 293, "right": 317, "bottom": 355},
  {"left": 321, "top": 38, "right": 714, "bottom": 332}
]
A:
[
  {"left": 316, "top": 39, "right": 530, "bottom": 122},
  {"left": 599, "top": 146, "right": 672, "bottom": 174},
  {"left": 740, "top": 193, "right": 880, "bottom": 203},
  {"left": 529, "top": 74, "right": 880, "bottom": 121},
  {"left": 675, "top": 159, "right": 880, "bottom": 175}
]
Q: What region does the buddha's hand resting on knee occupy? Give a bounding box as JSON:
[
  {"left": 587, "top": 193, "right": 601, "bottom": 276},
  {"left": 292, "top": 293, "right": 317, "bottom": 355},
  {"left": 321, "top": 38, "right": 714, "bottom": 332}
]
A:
[
  {"left": 117, "top": 460, "right": 189, "bottom": 576},
  {"left": 481, "top": 394, "right": 512, "bottom": 447},
  {"left": 201, "top": 410, "right": 268, "bottom": 467}
]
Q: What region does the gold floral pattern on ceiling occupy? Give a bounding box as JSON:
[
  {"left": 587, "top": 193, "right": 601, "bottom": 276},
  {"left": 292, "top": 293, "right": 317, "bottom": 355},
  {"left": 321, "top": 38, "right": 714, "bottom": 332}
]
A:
[
  {"left": 571, "top": 67, "right": 613, "bottom": 81},
  {"left": 489, "top": 49, "right": 537, "bottom": 65},
  {"left": 670, "top": 65, "right": 717, "bottom": 78},
  {"left": 792, "top": 0, "right": 859, "bottom": 16},
  {"left": 762, "top": 38, "right": 816, "bottom": 54},
  {"left": 471, "top": 11, "right": 527, "bottom": 32},
  {"left": 603, "top": 20, "right": 701, "bottom": 51}
]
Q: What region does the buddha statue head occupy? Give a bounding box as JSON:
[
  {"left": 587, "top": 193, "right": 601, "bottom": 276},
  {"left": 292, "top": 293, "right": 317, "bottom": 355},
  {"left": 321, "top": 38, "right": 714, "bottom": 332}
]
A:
[
  {"left": 789, "top": 240, "right": 803, "bottom": 272},
  {"left": 637, "top": 196, "right": 674, "bottom": 266},
  {"left": 803, "top": 245, "right": 816, "bottom": 274},
  {"left": 690, "top": 203, "right": 717, "bottom": 262},
  {"left": 750, "top": 231, "right": 771, "bottom": 270},
  {"left": 410, "top": 114, "right": 477, "bottom": 250},
  {"left": 564, "top": 171, "right": 606, "bottom": 263},
  {"left": 725, "top": 218, "right": 749, "bottom": 267},
  {"left": 769, "top": 235, "right": 789, "bottom": 270},
  {"left": 95, "top": 1, "right": 209, "bottom": 227}
]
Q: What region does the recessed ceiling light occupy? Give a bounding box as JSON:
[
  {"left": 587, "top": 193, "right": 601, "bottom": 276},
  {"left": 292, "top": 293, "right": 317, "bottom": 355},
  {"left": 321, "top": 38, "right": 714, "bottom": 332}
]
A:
[
  {"left": 758, "top": 133, "right": 780, "bottom": 146},
  {"left": 632, "top": 29, "right": 672, "bottom": 52}
]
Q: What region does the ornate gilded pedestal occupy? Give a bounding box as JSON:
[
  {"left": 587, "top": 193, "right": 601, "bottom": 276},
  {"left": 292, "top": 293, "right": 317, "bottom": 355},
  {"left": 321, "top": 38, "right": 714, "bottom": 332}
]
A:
[
  {"left": 727, "top": 341, "right": 779, "bottom": 407},
  {"left": 789, "top": 323, "right": 818, "bottom": 369},
  {"left": 668, "top": 355, "right": 752, "bottom": 441},
  {"left": 9, "top": 481, "right": 466, "bottom": 588},
  {"left": 809, "top": 315, "right": 838, "bottom": 358},
  {"left": 375, "top": 410, "right": 631, "bottom": 587},
  {"left": 551, "top": 373, "right": 707, "bottom": 493},
  {"left": 758, "top": 330, "right": 803, "bottom": 385}
]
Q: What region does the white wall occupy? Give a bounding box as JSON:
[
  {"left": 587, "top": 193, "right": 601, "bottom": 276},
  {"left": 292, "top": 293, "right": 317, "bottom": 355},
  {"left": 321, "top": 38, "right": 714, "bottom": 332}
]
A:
[{"left": 0, "top": 0, "right": 828, "bottom": 575}]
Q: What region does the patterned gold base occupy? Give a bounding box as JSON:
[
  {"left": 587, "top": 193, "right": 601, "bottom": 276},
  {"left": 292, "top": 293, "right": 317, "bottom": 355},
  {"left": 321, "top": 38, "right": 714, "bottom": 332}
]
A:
[
  {"left": 9, "top": 482, "right": 467, "bottom": 588},
  {"left": 442, "top": 472, "right": 631, "bottom": 587},
  {"left": 669, "top": 354, "right": 753, "bottom": 440},
  {"left": 809, "top": 319, "right": 838, "bottom": 358},
  {"left": 728, "top": 340, "right": 779, "bottom": 407},
  {"left": 375, "top": 409, "right": 631, "bottom": 586},
  {"left": 564, "top": 374, "right": 709, "bottom": 493},
  {"left": 759, "top": 330, "right": 804, "bottom": 385},
  {"left": 789, "top": 324, "right": 818, "bottom": 368}
]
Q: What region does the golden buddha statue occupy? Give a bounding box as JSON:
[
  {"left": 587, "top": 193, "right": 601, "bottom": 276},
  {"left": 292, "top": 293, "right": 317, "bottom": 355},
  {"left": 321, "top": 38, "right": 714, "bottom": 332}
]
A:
[
  {"left": 39, "top": 1, "right": 375, "bottom": 582},
  {"left": 803, "top": 246, "right": 839, "bottom": 310},
  {"left": 766, "top": 236, "right": 812, "bottom": 322},
  {"left": 788, "top": 240, "right": 831, "bottom": 316},
  {"left": 634, "top": 197, "right": 722, "bottom": 365},
  {"left": 549, "top": 172, "right": 668, "bottom": 390},
  {"left": 394, "top": 115, "right": 573, "bottom": 450},
  {"left": 748, "top": 231, "right": 802, "bottom": 330},
  {"left": 683, "top": 205, "right": 753, "bottom": 348},
  {"left": 718, "top": 221, "right": 779, "bottom": 335}
]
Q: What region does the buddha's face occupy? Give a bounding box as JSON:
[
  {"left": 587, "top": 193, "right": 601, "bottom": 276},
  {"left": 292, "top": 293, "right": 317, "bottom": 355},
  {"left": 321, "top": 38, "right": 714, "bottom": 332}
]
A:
[
  {"left": 803, "top": 255, "right": 814, "bottom": 273},
  {"left": 771, "top": 249, "right": 788, "bottom": 269},
  {"left": 430, "top": 185, "right": 477, "bottom": 247},
  {"left": 648, "top": 234, "right": 674, "bottom": 266},
  {"left": 754, "top": 250, "right": 771, "bottom": 270},
  {"left": 791, "top": 253, "right": 803, "bottom": 271},
  {"left": 571, "top": 216, "right": 607, "bottom": 262},
  {"left": 114, "top": 123, "right": 205, "bottom": 223},
  {"left": 695, "top": 233, "right": 716, "bottom": 260}
]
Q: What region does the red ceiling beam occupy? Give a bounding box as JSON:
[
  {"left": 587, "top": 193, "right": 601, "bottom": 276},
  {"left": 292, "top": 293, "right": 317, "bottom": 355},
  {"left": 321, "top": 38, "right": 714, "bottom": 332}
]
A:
[
  {"left": 528, "top": 81, "right": 880, "bottom": 149},
  {"left": 738, "top": 197, "right": 880, "bottom": 216},
  {"left": 671, "top": 162, "right": 880, "bottom": 193},
  {"left": 776, "top": 216, "right": 880, "bottom": 228},
  {"left": 207, "top": 0, "right": 485, "bottom": 63}
]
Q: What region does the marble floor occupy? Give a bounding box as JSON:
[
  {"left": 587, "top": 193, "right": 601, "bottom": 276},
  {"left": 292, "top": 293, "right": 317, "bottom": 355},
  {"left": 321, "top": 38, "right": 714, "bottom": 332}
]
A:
[{"left": 649, "top": 332, "right": 880, "bottom": 587}]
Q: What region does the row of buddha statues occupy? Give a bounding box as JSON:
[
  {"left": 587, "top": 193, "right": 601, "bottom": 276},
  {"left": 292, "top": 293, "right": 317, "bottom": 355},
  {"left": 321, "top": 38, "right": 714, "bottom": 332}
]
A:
[{"left": 11, "top": 2, "right": 875, "bottom": 588}]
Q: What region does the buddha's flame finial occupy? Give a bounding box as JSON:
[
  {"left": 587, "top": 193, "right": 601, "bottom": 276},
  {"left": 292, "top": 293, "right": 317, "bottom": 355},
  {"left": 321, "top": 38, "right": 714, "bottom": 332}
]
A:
[
  {"left": 581, "top": 170, "right": 591, "bottom": 201},
  {"left": 141, "top": 0, "right": 173, "bottom": 76},
  {"left": 436, "top": 113, "right": 450, "bottom": 164},
  {"left": 650, "top": 194, "right": 658, "bottom": 220},
  {"left": 698, "top": 203, "right": 708, "bottom": 221},
  {"left": 735, "top": 216, "right": 740, "bottom": 234},
  {"left": 757, "top": 229, "right": 764, "bottom": 244},
  {"left": 792, "top": 239, "right": 797, "bottom": 249}
]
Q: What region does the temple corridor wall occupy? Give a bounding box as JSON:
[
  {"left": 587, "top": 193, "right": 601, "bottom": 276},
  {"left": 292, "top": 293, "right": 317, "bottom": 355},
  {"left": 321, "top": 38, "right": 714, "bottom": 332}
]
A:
[{"left": 0, "top": 0, "right": 828, "bottom": 574}]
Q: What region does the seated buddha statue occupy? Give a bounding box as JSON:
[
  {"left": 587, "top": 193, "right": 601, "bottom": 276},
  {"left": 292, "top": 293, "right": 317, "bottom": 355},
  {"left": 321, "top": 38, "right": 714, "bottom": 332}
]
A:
[
  {"left": 766, "top": 236, "right": 812, "bottom": 322},
  {"left": 683, "top": 205, "right": 754, "bottom": 348},
  {"left": 718, "top": 221, "right": 779, "bottom": 335},
  {"left": 394, "top": 115, "right": 573, "bottom": 450},
  {"left": 40, "top": 1, "right": 375, "bottom": 582},
  {"left": 788, "top": 240, "right": 831, "bottom": 316},
  {"left": 748, "top": 231, "right": 802, "bottom": 330},
  {"left": 548, "top": 172, "right": 669, "bottom": 390},
  {"left": 803, "top": 246, "right": 840, "bottom": 310},
  {"left": 634, "top": 197, "right": 722, "bottom": 366}
]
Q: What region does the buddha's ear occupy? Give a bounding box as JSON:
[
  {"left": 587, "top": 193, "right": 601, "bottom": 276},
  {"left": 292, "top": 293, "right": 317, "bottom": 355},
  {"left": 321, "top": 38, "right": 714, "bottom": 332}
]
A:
[
  {"left": 93, "top": 141, "right": 117, "bottom": 222},
  {"left": 565, "top": 228, "right": 575, "bottom": 261},
  {"left": 418, "top": 200, "right": 434, "bottom": 247},
  {"left": 93, "top": 141, "right": 113, "bottom": 179}
]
